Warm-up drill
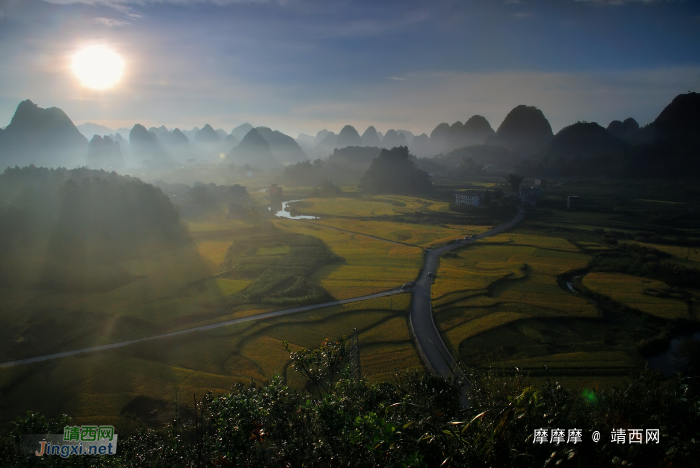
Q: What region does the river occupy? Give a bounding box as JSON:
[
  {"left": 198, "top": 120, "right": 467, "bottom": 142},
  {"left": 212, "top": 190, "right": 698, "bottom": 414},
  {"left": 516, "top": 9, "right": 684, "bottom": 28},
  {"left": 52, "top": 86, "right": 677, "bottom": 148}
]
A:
[{"left": 273, "top": 200, "right": 318, "bottom": 220}]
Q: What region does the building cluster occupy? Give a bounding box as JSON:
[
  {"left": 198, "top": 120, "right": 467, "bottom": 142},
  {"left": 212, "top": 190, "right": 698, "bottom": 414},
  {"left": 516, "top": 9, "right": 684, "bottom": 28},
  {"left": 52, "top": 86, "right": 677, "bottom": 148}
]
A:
[{"left": 454, "top": 192, "right": 483, "bottom": 207}]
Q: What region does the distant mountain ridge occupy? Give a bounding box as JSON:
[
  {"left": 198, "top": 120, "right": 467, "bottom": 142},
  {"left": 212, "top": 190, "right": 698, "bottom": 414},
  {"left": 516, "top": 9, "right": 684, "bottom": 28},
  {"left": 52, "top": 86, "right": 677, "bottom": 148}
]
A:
[
  {"left": 77, "top": 122, "right": 114, "bottom": 139},
  {"left": 227, "top": 128, "right": 276, "bottom": 167}
]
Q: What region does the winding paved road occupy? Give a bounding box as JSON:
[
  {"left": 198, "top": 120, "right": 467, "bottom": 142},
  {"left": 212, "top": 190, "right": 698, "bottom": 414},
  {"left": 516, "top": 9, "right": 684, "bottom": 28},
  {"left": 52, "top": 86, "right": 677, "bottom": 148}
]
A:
[
  {"left": 0, "top": 289, "right": 406, "bottom": 369},
  {"left": 1, "top": 205, "right": 525, "bottom": 378},
  {"left": 408, "top": 207, "right": 526, "bottom": 380}
]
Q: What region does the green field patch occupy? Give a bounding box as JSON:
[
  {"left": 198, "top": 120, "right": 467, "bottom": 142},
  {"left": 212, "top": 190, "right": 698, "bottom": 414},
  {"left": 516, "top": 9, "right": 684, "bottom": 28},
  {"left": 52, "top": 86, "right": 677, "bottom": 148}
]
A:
[{"left": 255, "top": 245, "right": 291, "bottom": 256}]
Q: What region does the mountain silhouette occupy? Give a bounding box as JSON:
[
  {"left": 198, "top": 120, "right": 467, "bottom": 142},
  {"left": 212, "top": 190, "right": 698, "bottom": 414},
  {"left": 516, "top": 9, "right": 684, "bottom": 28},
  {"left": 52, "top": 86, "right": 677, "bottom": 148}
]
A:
[
  {"left": 360, "top": 146, "right": 431, "bottom": 195},
  {"left": 625, "top": 92, "right": 700, "bottom": 177},
  {"left": 182, "top": 127, "right": 200, "bottom": 142},
  {"left": 429, "top": 123, "right": 450, "bottom": 152},
  {"left": 170, "top": 128, "right": 189, "bottom": 146},
  {"left": 77, "top": 122, "right": 114, "bottom": 139},
  {"left": 224, "top": 134, "right": 238, "bottom": 153},
  {"left": 607, "top": 118, "right": 639, "bottom": 140},
  {"left": 314, "top": 128, "right": 335, "bottom": 145},
  {"left": 337, "top": 125, "right": 362, "bottom": 148},
  {"left": 360, "top": 126, "right": 381, "bottom": 147},
  {"left": 642, "top": 92, "right": 700, "bottom": 141},
  {"left": 489, "top": 105, "right": 553, "bottom": 155},
  {"left": 396, "top": 130, "right": 414, "bottom": 145},
  {"left": 226, "top": 128, "right": 277, "bottom": 167},
  {"left": 409, "top": 133, "right": 434, "bottom": 157},
  {"left": 88, "top": 135, "right": 124, "bottom": 170},
  {"left": 148, "top": 125, "right": 170, "bottom": 139},
  {"left": 439, "top": 115, "right": 496, "bottom": 152},
  {"left": 0, "top": 99, "right": 88, "bottom": 168},
  {"left": 538, "top": 122, "right": 627, "bottom": 162},
  {"left": 295, "top": 133, "right": 315, "bottom": 156},
  {"left": 230, "top": 123, "right": 254, "bottom": 141},
  {"left": 195, "top": 124, "right": 221, "bottom": 145},
  {"left": 437, "top": 144, "right": 517, "bottom": 171},
  {"left": 381, "top": 129, "right": 407, "bottom": 149},
  {"left": 458, "top": 115, "right": 495, "bottom": 147},
  {"left": 314, "top": 131, "right": 338, "bottom": 157},
  {"left": 445, "top": 121, "right": 464, "bottom": 151},
  {"left": 215, "top": 128, "right": 228, "bottom": 140},
  {"left": 255, "top": 126, "right": 308, "bottom": 164},
  {"left": 129, "top": 124, "right": 173, "bottom": 167}
]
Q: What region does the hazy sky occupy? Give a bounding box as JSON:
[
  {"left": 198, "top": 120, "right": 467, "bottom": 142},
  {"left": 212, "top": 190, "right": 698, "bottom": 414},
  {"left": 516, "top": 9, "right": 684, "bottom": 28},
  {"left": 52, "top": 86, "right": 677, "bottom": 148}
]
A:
[{"left": 1, "top": 0, "right": 699, "bottom": 137}]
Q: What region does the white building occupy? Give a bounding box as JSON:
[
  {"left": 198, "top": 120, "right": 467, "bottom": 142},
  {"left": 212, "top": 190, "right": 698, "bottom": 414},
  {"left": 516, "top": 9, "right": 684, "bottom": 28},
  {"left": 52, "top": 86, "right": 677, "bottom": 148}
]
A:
[{"left": 454, "top": 193, "right": 481, "bottom": 207}]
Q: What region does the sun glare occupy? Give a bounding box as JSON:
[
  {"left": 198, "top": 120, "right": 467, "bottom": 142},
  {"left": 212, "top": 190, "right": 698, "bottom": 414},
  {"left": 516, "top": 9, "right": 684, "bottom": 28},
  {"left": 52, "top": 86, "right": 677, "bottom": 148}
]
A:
[{"left": 71, "top": 45, "right": 124, "bottom": 90}]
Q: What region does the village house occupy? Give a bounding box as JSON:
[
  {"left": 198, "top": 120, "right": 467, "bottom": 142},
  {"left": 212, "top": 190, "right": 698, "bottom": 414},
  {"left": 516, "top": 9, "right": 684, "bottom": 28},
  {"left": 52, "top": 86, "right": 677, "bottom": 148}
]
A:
[
  {"left": 270, "top": 184, "right": 283, "bottom": 197},
  {"left": 454, "top": 192, "right": 482, "bottom": 207}
]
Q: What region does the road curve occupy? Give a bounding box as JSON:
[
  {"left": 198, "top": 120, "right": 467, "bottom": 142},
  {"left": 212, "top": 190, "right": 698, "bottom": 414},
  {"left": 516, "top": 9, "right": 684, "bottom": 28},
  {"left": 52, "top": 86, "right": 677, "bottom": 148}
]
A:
[
  {"left": 409, "top": 207, "right": 526, "bottom": 380},
  {"left": 0, "top": 289, "right": 407, "bottom": 369}
]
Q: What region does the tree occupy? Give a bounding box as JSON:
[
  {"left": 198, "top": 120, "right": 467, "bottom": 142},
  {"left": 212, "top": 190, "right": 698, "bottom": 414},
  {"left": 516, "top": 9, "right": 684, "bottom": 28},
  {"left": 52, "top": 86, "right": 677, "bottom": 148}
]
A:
[
  {"left": 504, "top": 173, "right": 524, "bottom": 194},
  {"left": 483, "top": 190, "right": 492, "bottom": 206},
  {"left": 360, "top": 146, "right": 432, "bottom": 195}
]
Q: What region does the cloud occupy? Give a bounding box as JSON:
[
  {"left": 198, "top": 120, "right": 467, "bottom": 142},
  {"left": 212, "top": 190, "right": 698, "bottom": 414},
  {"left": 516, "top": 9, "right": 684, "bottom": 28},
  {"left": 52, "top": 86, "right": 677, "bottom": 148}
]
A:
[
  {"left": 513, "top": 12, "right": 533, "bottom": 19},
  {"left": 387, "top": 76, "right": 406, "bottom": 81},
  {"left": 93, "top": 16, "right": 130, "bottom": 27}
]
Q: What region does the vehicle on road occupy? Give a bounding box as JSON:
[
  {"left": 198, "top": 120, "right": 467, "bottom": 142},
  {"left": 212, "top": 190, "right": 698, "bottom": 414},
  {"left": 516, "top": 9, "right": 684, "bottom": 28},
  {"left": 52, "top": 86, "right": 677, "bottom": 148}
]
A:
[
  {"left": 400, "top": 281, "right": 415, "bottom": 290},
  {"left": 427, "top": 272, "right": 433, "bottom": 277}
]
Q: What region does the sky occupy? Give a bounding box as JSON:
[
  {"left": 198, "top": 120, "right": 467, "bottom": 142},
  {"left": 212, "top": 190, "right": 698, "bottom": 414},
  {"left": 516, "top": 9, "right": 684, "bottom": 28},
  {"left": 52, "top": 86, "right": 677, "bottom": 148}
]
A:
[{"left": 0, "top": 0, "right": 699, "bottom": 138}]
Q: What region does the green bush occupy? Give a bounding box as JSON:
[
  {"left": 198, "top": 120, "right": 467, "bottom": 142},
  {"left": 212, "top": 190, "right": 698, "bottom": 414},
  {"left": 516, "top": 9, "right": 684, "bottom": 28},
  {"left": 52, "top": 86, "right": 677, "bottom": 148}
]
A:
[{"left": 2, "top": 337, "right": 698, "bottom": 467}]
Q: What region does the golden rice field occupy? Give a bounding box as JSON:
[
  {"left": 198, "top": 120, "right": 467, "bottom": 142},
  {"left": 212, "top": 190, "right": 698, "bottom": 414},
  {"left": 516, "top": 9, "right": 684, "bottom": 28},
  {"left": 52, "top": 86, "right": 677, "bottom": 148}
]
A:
[
  {"left": 289, "top": 196, "right": 449, "bottom": 218},
  {"left": 431, "top": 232, "right": 619, "bottom": 378},
  {"left": 582, "top": 272, "right": 690, "bottom": 320},
  {"left": 0, "top": 295, "right": 420, "bottom": 426},
  {"left": 272, "top": 218, "right": 423, "bottom": 298},
  {"left": 306, "top": 218, "right": 486, "bottom": 247}
]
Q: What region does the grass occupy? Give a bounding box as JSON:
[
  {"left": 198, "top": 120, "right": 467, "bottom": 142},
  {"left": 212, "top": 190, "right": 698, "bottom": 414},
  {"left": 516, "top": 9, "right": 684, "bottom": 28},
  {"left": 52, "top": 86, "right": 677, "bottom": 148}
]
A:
[{"left": 582, "top": 272, "right": 690, "bottom": 320}]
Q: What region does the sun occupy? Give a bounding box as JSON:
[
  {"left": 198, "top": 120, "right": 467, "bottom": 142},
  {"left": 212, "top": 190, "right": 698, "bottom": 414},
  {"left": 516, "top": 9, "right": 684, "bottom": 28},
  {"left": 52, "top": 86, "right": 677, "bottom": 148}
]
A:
[{"left": 71, "top": 45, "right": 124, "bottom": 90}]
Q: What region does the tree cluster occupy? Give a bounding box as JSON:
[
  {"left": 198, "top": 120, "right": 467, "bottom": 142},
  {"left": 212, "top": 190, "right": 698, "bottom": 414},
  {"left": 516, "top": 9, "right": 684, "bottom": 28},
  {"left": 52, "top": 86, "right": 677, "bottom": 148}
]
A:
[
  {"left": 1, "top": 336, "right": 698, "bottom": 467},
  {"left": 360, "top": 146, "right": 432, "bottom": 195}
]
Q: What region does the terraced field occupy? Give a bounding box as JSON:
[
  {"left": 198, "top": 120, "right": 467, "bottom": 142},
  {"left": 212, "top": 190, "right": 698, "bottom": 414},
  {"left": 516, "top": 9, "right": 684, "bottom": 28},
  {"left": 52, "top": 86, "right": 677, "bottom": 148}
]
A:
[
  {"left": 582, "top": 272, "right": 690, "bottom": 320},
  {"left": 429, "top": 231, "right": 652, "bottom": 386},
  {"left": 273, "top": 218, "right": 423, "bottom": 298},
  {"left": 0, "top": 295, "right": 420, "bottom": 426},
  {"left": 289, "top": 196, "right": 448, "bottom": 217}
]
